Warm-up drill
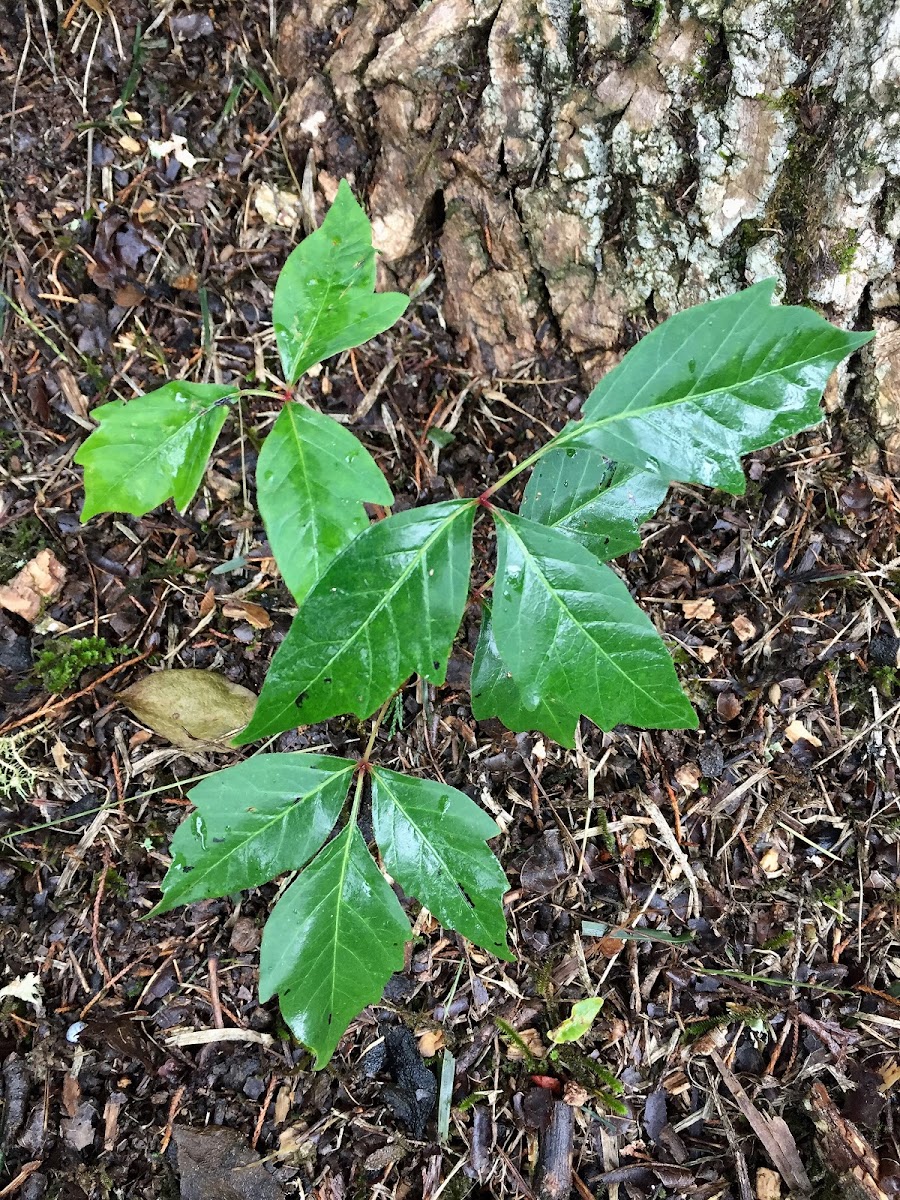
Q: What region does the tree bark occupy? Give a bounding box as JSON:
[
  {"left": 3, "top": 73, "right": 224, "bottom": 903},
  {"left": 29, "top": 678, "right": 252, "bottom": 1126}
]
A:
[{"left": 277, "top": 0, "right": 900, "bottom": 469}]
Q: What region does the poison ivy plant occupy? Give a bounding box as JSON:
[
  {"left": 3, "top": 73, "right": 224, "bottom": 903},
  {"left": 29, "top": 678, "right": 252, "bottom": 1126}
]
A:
[
  {"left": 75, "top": 180, "right": 872, "bottom": 1070},
  {"left": 75, "top": 381, "right": 235, "bottom": 521}
]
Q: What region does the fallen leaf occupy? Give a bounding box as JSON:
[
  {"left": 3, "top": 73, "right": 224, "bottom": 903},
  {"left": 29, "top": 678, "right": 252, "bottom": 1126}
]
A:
[
  {"left": 674, "top": 762, "right": 701, "bottom": 793},
  {"left": 114, "top": 281, "right": 145, "bottom": 307},
  {"left": 118, "top": 669, "right": 257, "bottom": 750},
  {"left": 507, "top": 1027, "right": 547, "bottom": 1061},
  {"left": 199, "top": 588, "right": 216, "bottom": 619},
  {"left": 784, "top": 719, "right": 823, "bottom": 749},
  {"left": 756, "top": 1167, "right": 782, "bottom": 1200},
  {"left": 713, "top": 1051, "right": 811, "bottom": 1194},
  {"left": 563, "top": 1082, "right": 590, "bottom": 1108},
  {"left": 221, "top": 599, "right": 272, "bottom": 630},
  {"left": 0, "top": 972, "right": 45, "bottom": 1015},
  {"left": 51, "top": 739, "right": 70, "bottom": 772},
  {"left": 61, "top": 1101, "right": 97, "bottom": 1151},
  {"left": 0, "top": 549, "right": 67, "bottom": 621},
  {"left": 549, "top": 997, "right": 604, "bottom": 1045},
  {"left": 62, "top": 1072, "right": 81, "bottom": 1118},
  {"left": 696, "top": 645, "right": 718, "bottom": 663},
  {"left": 682, "top": 598, "right": 716, "bottom": 620}
]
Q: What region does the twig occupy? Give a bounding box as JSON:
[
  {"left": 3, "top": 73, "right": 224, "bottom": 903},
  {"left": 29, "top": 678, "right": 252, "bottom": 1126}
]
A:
[{"left": 0, "top": 651, "right": 150, "bottom": 735}]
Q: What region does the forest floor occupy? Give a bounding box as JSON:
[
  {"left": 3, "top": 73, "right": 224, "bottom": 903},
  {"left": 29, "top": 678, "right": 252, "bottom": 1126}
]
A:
[{"left": 1, "top": 4, "right": 900, "bottom": 1200}]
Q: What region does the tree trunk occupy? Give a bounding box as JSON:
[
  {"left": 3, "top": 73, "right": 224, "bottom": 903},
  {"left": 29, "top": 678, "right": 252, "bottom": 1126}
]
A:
[{"left": 277, "top": 0, "right": 900, "bottom": 470}]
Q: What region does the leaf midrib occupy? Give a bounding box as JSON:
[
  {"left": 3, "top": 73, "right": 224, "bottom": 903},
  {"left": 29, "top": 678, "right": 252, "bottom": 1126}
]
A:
[
  {"left": 569, "top": 341, "right": 846, "bottom": 447},
  {"left": 165, "top": 765, "right": 352, "bottom": 904},
  {"left": 290, "top": 502, "right": 473, "bottom": 708},
  {"left": 500, "top": 517, "right": 675, "bottom": 714}
]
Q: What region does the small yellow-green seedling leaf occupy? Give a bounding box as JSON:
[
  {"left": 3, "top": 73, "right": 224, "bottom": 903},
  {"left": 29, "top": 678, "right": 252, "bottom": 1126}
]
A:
[
  {"left": 273, "top": 179, "right": 408, "bottom": 384},
  {"left": 549, "top": 997, "right": 605, "bottom": 1044},
  {"left": 76, "top": 381, "right": 235, "bottom": 521},
  {"left": 119, "top": 669, "right": 257, "bottom": 750}
]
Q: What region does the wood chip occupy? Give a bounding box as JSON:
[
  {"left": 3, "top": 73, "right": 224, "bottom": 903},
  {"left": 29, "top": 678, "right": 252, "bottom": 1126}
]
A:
[
  {"left": 784, "top": 719, "right": 823, "bottom": 748},
  {"left": 682, "top": 598, "right": 716, "bottom": 620},
  {"left": 756, "top": 1167, "right": 781, "bottom": 1199},
  {"left": 221, "top": 599, "right": 272, "bottom": 629},
  {"left": 165, "top": 1028, "right": 274, "bottom": 1048},
  {"left": 732, "top": 614, "right": 757, "bottom": 641},
  {"left": 0, "top": 549, "right": 67, "bottom": 621},
  {"left": 417, "top": 1029, "right": 445, "bottom": 1057}
]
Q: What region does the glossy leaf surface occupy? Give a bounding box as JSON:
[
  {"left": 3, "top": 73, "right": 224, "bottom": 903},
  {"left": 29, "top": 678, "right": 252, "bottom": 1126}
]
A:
[
  {"left": 522, "top": 451, "right": 669, "bottom": 561},
  {"left": 370, "top": 767, "right": 512, "bottom": 959},
  {"left": 76, "top": 381, "right": 234, "bottom": 521},
  {"left": 487, "top": 512, "right": 697, "bottom": 744},
  {"left": 549, "top": 997, "right": 604, "bottom": 1044},
  {"left": 259, "top": 823, "right": 410, "bottom": 1067},
  {"left": 257, "top": 403, "right": 393, "bottom": 603},
  {"left": 152, "top": 754, "right": 354, "bottom": 914},
  {"left": 273, "top": 180, "right": 408, "bottom": 384},
  {"left": 237, "top": 501, "right": 475, "bottom": 742},
  {"left": 558, "top": 281, "right": 871, "bottom": 493},
  {"left": 471, "top": 606, "right": 579, "bottom": 746}
]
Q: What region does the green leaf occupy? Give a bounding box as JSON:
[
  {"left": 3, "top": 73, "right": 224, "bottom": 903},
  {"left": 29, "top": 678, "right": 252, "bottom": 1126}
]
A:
[
  {"left": 370, "top": 767, "right": 512, "bottom": 959},
  {"left": 273, "top": 179, "right": 409, "bottom": 384},
  {"left": 548, "top": 997, "right": 604, "bottom": 1044},
  {"left": 471, "top": 606, "right": 579, "bottom": 747},
  {"left": 558, "top": 280, "right": 872, "bottom": 493},
  {"left": 257, "top": 403, "right": 393, "bottom": 603},
  {"left": 152, "top": 753, "right": 354, "bottom": 914},
  {"left": 487, "top": 512, "right": 697, "bottom": 744},
  {"left": 236, "top": 501, "right": 475, "bottom": 743},
  {"left": 76, "top": 381, "right": 235, "bottom": 521},
  {"left": 522, "top": 451, "right": 669, "bottom": 561},
  {"left": 259, "top": 823, "right": 410, "bottom": 1067}
]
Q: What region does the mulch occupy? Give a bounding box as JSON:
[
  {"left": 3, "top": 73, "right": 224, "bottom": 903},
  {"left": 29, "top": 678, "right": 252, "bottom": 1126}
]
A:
[{"left": 1, "top": 4, "right": 899, "bottom": 1199}]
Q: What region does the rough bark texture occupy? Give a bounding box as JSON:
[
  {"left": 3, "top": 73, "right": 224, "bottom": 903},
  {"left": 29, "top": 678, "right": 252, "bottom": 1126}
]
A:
[{"left": 277, "top": 0, "right": 900, "bottom": 467}]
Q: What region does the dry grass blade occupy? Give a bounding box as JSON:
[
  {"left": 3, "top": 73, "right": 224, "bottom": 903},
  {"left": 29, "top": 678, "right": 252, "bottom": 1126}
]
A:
[{"left": 711, "top": 1051, "right": 811, "bottom": 1195}]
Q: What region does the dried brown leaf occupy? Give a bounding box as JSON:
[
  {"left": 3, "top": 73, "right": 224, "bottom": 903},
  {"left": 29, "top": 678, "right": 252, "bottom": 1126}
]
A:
[{"left": 118, "top": 669, "right": 257, "bottom": 750}]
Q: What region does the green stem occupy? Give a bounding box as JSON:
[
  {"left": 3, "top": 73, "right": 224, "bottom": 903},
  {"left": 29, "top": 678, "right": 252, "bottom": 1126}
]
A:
[
  {"left": 479, "top": 423, "right": 581, "bottom": 501},
  {"left": 238, "top": 388, "right": 284, "bottom": 401},
  {"left": 360, "top": 694, "right": 395, "bottom": 765},
  {"left": 348, "top": 767, "right": 366, "bottom": 825}
]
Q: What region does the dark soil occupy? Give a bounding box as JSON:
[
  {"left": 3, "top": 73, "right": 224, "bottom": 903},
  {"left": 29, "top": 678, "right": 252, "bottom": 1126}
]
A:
[{"left": 1, "top": 5, "right": 899, "bottom": 1200}]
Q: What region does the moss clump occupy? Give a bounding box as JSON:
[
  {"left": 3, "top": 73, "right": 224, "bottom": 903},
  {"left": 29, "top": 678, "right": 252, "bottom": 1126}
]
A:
[{"left": 33, "top": 636, "right": 122, "bottom": 694}]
